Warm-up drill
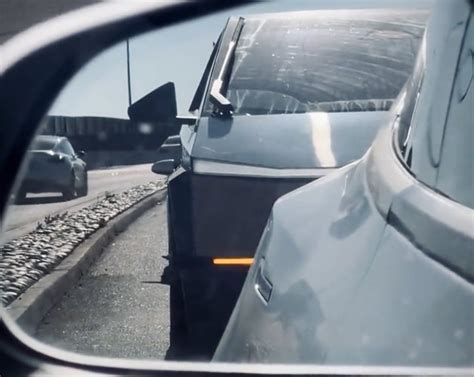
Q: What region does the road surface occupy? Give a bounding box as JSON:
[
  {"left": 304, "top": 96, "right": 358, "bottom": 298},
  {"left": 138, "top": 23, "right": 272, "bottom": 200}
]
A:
[
  {"left": 35, "top": 201, "right": 172, "bottom": 359},
  {"left": 2, "top": 164, "right": 161, "bottom": 242}
]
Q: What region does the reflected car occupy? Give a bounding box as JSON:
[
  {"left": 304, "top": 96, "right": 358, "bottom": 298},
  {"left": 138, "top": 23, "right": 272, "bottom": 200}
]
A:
[
  {"left": 215, "top": 0, "right": 473, "bottom": 366},
  {"left": 141, "top": 7, "right": 428, "bottom": 353},
  {"left": 18, "top": 135, "right": 88, "bottom": 202}
]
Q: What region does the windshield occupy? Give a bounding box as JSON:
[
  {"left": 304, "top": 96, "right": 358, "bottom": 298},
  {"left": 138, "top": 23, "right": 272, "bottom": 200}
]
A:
[
  {"left": 31, "top": 138, "right": 57, "bottom": 150},
  {"left": 226, "top": 10, "right": 426, "bottom": 115}
]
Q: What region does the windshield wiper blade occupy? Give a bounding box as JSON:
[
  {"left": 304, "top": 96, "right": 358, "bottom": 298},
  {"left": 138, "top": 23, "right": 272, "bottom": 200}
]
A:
[{"left": 210, "top": 17, "right": 244, "bottom": 118}]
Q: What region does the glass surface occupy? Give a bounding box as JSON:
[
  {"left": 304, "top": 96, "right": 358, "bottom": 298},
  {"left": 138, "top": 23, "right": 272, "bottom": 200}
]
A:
[
  {"left": 394, "top": 15, "right": 473, "bottom": 208},
  {"left": 227, "top": 10, "right": 426, "bottom": 115}
]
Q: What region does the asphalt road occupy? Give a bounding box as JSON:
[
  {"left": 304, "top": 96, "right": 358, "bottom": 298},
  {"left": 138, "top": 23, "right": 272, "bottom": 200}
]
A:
[
  {"left": 2, "top": 164, "right": 161, "bottom": 242},
  {"left": 35, "top": 201, "right": 172, "bottom": 359}
]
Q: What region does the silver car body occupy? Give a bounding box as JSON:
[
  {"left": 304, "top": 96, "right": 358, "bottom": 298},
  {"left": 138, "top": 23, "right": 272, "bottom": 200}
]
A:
[{"left": 215, "top": 0, "right": 473, "bottom": 367}]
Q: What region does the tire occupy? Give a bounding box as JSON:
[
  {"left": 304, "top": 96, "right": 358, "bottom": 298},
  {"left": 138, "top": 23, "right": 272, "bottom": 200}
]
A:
[
  {"left": 170, "top": 279, "right": 189, "bottom": 352},
  {"left": 78, "top": 170, "right": 88, "bottom": 197},
  {"left": 62, "top": 171, "right": 76, "bottom": 201}
]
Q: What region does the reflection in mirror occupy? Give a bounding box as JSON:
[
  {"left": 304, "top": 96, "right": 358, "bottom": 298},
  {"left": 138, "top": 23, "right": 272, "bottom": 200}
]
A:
[
  {"left": 0, "top": 7, "right": 208, "bottom": 360},
  {"left": 5, "top": 0, "right": 468, "bottom": 370}
]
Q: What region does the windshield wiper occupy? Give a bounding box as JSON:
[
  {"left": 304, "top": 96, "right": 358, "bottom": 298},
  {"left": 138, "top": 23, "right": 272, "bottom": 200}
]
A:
[{"left": 210, "top": 17, "right": 244, "bottom": 118}]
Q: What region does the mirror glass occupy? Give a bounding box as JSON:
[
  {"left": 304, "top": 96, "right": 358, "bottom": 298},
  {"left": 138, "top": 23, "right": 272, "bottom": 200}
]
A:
[{"left": 3, "top": 0, "right": 462, "bottom": 369}]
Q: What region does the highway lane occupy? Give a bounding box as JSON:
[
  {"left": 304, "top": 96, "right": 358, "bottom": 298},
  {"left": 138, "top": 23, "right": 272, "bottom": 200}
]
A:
[
  {"left": 35, "top": 201, "right": 172, "bottom": 359},
  {"left": 33, "top": 197, "right": 217, "bottom": 361},
  {"left": 2, "top": 164, "right": 162, "bottom": 242}
]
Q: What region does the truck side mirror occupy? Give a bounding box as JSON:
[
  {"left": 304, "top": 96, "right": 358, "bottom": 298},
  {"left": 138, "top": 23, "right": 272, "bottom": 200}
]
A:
[
  {"left": 151, "top": 159, "right": 175, "bottom": 175},
  {"left": 128, "top": 82, "right": 177, "bottom": 123}
]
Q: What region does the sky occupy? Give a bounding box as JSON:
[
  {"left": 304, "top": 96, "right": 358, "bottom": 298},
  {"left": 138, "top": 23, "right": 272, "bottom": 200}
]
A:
[{"left": 49, "top": 0, "right": 432, "bottom": 119}]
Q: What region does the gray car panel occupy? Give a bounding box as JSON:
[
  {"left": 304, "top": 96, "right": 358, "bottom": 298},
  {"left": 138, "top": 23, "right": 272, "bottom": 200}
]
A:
[{"left": 214, "top": 129, "right": 474, "bottom": 367}]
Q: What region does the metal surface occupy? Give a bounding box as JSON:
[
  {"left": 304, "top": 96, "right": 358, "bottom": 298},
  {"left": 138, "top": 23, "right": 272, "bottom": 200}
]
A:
[
  {"left": 193, "top": 111, "right": 388, "bottom": 169},
  {"left": 209, "top": 18, "right": 244, "bottom": 116},
  {"left": 0, "top": 0, "right": 100, "bottom": 45},
  {"left": 215, "top": 131, "right": 474, "bottom": 366},
  {"left": 190, "top": 174, "right": 313, "bottom": 258},
  {"left": 215, "top": 1, "right": 473, "bottom": 366},
  {"left": 193, "top": 160, "right": 339, "bottom": 178},
  {"left": 0, "top": 1, "right": 269, "bottom": 375}
]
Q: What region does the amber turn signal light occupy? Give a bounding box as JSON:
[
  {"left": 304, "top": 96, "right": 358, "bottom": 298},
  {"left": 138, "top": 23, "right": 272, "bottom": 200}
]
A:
[{"left": 212, "top": 258, "right": 254, "bottom": 266}]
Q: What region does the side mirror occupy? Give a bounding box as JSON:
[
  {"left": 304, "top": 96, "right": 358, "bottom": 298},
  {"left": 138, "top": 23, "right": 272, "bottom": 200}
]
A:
[
  {"left": 77, "top": 150, "right": 86, "bottom": 158},
  {"left": 163, "top": 135, "right": 181, "bottom": 145},
  {"left": 151, "top": 159, "right": 175, "bottom": 175},
  {"left": 128, "top": 82, "right": 177, "bottom": 123}
]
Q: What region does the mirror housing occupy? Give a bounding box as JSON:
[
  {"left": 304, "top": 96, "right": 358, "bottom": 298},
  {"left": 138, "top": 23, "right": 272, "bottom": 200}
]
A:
[
  {"left": 128, "top": 82, "right": 177, "bottom": 123},
  {"left": 77, "top": 150, "right": 86, "bottom": 158},
  {"left": 151, "top": 159, "right": 175, "bottom": 175}
]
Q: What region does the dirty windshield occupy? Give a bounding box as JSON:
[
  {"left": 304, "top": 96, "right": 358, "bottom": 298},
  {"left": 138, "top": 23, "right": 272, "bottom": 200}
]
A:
[{"left": 227, "top": 10, "right": 426, "bottom": 115}]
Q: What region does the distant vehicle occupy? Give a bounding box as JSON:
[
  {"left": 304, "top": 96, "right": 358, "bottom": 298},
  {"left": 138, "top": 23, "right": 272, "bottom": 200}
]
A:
[
  {"left": 215, "top": 1, "right": 473, "bottom": 367},
  {"left": 135, "top": 8, "right": 427, "bottom": 353},
  {"left": 17, "top": 135, "right": 88, "bottom": 202}
]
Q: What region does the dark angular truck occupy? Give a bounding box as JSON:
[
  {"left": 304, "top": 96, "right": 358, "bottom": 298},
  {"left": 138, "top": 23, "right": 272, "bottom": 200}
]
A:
[{"left": 128, "top": 8, "right": 427, "bottom": 355}]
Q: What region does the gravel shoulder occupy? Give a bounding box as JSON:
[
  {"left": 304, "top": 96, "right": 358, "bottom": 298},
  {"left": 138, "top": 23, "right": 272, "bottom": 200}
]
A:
[
  {"left": 1, "top": 182, "right": 164, "bottom": 306},
  {"left": 35, "top": 200, "right": 171, "bottom": 359}
]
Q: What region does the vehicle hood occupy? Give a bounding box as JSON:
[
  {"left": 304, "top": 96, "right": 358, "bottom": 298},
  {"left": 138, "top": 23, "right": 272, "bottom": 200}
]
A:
[{"left": 192, "top": 111, "right": 388, "bottom": 170}]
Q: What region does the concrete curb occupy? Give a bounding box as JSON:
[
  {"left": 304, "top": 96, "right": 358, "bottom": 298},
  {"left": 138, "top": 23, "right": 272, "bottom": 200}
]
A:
[{"left": 6, "top": 188, "right": 167, "bottom": 335}]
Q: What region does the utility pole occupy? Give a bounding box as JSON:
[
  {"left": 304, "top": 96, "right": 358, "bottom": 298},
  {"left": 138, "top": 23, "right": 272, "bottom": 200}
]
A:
[{"left": 126, "top": 39, "right": 132, "bottom": 106}]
